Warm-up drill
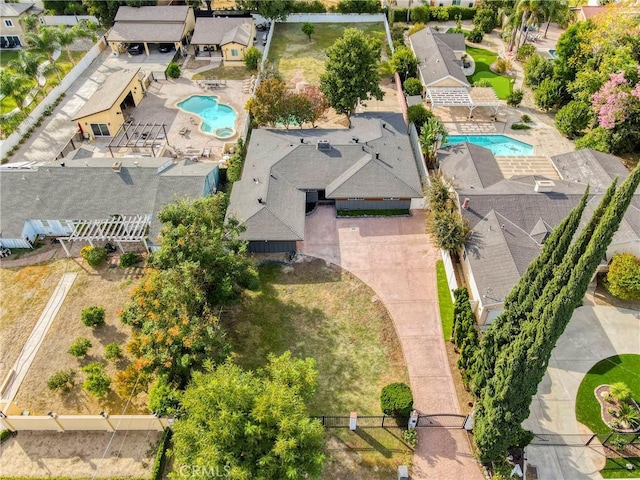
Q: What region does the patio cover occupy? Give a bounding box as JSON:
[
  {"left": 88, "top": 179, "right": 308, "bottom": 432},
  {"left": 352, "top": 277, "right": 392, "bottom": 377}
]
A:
[{"left": 427, "top": 87, "right": 499, "bottom": 119}]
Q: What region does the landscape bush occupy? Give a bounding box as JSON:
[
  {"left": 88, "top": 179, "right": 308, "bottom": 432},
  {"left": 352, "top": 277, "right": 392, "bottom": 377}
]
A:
[
  {"left": 82, "top": 362, "right": 111, "bottom": 398},
  {"left": 402, "top": 429, "right": 418, "bottom": 447},
  {"left": 81, "top": 306, "right": 105, "bottom": 327},
  {"left": 104, "top": 342, "right": 123, "bottom": 361},
  {"left": 605, "top": 253, "right": 640, "bottom": 300},
  {"left": 47, "top": 369, "right": 77, "bottom": 393},
  {"left": 574, "top": 126, "right": 611, "bottom": 153},
  {"left": 407, "top": 22, "right": 425, "bottom": 35},
  {"left": 466, "top": 28, "right": 484, "bottom": 43},
  {"left": 119, "top": 252, "right": 141, "bottom": 267},
  {"left": 80, "top": 246, "right": 107, "bottom": 267},
  {"left": 473, "top": 79, "right": 492, "bottom": 88},
  {"left": 380, "top": 382, "right": 414, "bottom": 416},
  {"left": 520, "top": 114, "right": 532, "bottom": 123},
  {"left": 292, "top": 0, "right": 325, "bottom": 13},
  {"left": 473, "top": 8, "right": 498, "bottom": 33},
  {"left": 0, "top": 429, "right": 14, "bottom": 444},
  {"left": 493, "top": 58, "right": 511, "bottom": 74},
  {"left": 609, "top": 382, "right": 632, "bottom": 403},
  {"left": 510, "top": 123, "right": 531, "bottom": 130},
  {"left": 515, "top": 44, "right": 536, "bottom": 62},
  {"left": 403, "top": 77, "right": 423, "bottom": 96},
  {"left": 555, "top": 101, "right": 591, "bottom": 138},
  {"left": 244, "top": 47, "right": 262, "bottom": 70},
  {"left": 68, "top": 337, "right": 91, "bottom": 357},
  {"left": 534, "top": 78, "right": 563, "bottom": 111},
  {"left": 149, "top": 375, "right": 182, "bottom": 417},
  {"left": 524, "top": 54, "right": 554, "bottom": 88},
  {"left": 407, "top": 104, "right": 433, "bottom": 130},
  {"left": 410, "top": 5, "right": 430, "bottom": 23},
  {"left": 151, "top": 428, "right": 173, "bottom": 480},
  {"left": 166, "top": 62, "right": 180, "bottom": 79}
]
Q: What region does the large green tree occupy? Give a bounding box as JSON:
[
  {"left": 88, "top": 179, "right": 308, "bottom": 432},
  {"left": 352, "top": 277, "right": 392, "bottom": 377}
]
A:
[
  {"left": 170, "top": 352, "right": 325, "bottom": 480},
  {"left": 24, "top": 26, "right": 62, "bottom": 81},
  {"left": 319, "top": 28, "right": 383, "bottom": 127},
  {"left": 474, "top": 165, "right": 640, "bottom": 463},
  {"left": 236, "top": 0, "right": 295, "bottom": 21},
  {"left": 390, "top": 46, "right": 418, "bottom": 81}
]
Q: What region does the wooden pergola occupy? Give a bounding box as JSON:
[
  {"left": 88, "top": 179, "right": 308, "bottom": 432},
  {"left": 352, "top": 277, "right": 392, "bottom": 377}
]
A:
[
  {"left": 59, "top": 215, "right": 151, "bottom": 257},
  {"left": 107, "top": 121, "right": 170, "bottom": 158},
  {"left": 427, "top": 87, "right": 500, "bottom": 119}
]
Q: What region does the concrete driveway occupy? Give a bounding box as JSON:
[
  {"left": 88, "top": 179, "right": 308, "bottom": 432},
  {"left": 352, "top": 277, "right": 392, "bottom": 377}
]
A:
[
  {"left": 299, "top": 206, "right": 482, "bottom": 479},
  {"left": 524, "top": 306, "right": 640, "bottom": 480}
]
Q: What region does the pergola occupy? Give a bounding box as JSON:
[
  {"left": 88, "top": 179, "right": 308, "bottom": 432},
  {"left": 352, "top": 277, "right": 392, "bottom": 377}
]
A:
[
  {"left": 59, "top": 215, "right": 151, "bottom": 257},
  {"left": 427, "top": 87, "right": 500, "bottom": 119},
  {"left": 107, "top": 121, "right": 170, "bottom": 158}
]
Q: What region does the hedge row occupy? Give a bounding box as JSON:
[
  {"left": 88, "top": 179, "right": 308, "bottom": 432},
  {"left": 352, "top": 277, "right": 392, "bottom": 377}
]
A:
[
  {"left": 151, "top": 428, "right": 173, "bottom": 480},
  {"left": 389, "top": 6, "right": 476, "bottom": 23}
]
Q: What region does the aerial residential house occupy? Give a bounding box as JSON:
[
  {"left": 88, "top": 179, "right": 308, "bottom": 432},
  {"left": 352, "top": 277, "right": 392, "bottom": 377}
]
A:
[
  {"left": 0, "top": 2, "right": 42, "bottom": 49},
  {"left": 409, "top": 27, "right": 499, "bottom": 118},
  {"left": 0, "top": 156, "right": 219, "bottom": 251},
  {"left": 190, "top": 17, "right": 255, "bottom": 64},
  {"left": 106, "top": 5, "right": 195, "bottom": 56},
  {"left": 226, "top": 113, "right": 423, "bottom": 253},
  {"left": 72, "top": 68, "right": 144, "bottom": 138},
  {"left": 439, "top": 144, "right": 640, "bottom": 325}
]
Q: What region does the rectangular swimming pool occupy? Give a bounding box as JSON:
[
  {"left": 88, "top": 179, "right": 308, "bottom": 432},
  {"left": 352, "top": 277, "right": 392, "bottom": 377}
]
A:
[{"left": 443, "top": 134, "right": 534, "bottom": 156}]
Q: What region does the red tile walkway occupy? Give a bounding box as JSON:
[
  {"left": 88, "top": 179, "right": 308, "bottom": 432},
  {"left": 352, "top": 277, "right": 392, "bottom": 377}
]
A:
[{"left": 298, "top": 206, "right": 482, "bottom": 480}]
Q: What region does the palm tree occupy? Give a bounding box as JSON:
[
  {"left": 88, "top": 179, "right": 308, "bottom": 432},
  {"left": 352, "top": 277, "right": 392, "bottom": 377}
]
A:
[
  {"left": 25, "top": 26, "right": 62, "bottom": 81},
  {"left": 55, "top": 26, "right": 79, "bottom": 66},
  {"left": 418, "top": 118, "right": 448, "bottom": 168},
  {"left": 618, "top": 403, "right": 640, "bottom": 429},
  {"left": 0, "top": 70, "right": 33, "bottom": 114},
  {"left": 8, "top": 50, "right": 44, "bottom": 87},
  {"left": 542, "top": 0, "right": 570, "bottom": 39}
]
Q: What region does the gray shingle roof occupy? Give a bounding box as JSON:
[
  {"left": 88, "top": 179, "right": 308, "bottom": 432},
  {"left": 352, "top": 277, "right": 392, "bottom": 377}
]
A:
[
  {"left": 439, "top": 147, "right": 640, "bottom": 310},
  {"left": 0, "top": 2, "right": 40, "bottom": 17},
  {"left": 439, "top": 143, "right": 503, "bottom": 189},
  {"left": 191, "top": 17, "right": 253, "bottom": 46},
  {"left": 227, "top": 113, "right": 423, "bottom": 242},
  {"left": 409, "top": 28, "right": 469, "bottom": 88},
  {"left": 72, "top": 68, "right": 140, "bottom": 120},
  {"left": 107, "top": 23, "right": 186, "bottom": 43},
  {"left": 0, "top": 158, "right": 215, "bottom": 243},
  {"left": 437, "top": 30, "right": 466, "bottom": 52},
  {"left": 114, "top": 5, "right": 190, "bottom": 23}
]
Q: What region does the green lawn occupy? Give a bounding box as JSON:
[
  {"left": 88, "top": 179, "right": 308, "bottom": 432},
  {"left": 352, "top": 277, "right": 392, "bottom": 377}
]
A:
[
  {"left": 601, "top": 457, "right": 640, "bottom": 478},
  {"left": 576, "top": 354, "right": 640, "bottom": 434},
  {"left": 193, "top": 64, "right": 254, "bottom": 81},
  {"left": 267, "top": 22, "right": 387, "bottom": 85},
  {"left": 465, "top": 46, "right": 513, "bottom": 99},
  {"left": 224, "top": 260, "right": 408, "bottom": 415},
  {"left": 436, "top": 260, "right": 454, "bottom": 341}
]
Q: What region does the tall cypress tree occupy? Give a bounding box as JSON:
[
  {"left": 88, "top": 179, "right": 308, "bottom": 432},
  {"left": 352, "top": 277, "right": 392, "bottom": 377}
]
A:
[
  {"left": 470, "top": 188, "right": 590, "bottom": 397},
  {"left": 474, "top": 166, "right": 640, "bottom": 463}
]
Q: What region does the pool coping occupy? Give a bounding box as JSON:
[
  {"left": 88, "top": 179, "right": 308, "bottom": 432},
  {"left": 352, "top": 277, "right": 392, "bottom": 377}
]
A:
[{"left": 174, "top": 94, "right": 239, "bottom": 140}]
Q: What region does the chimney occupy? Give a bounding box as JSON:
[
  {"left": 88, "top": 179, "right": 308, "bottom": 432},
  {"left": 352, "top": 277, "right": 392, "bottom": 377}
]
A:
[
  {"left": 112, "top": 162, "right": 122, "bottom": 173},
  {"left": 534, "top": 180, "right": 555, "bottom": 193},
  {"left": 462, "top": 198, "right": 470, "bottom": 209},
  {"left": 317, "top": 140, "right": 331, "bottom": 151}
]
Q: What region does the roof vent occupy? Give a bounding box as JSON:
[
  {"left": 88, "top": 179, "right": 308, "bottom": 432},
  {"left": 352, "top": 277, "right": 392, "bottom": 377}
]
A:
[
  {"left": 112, "top": 162, "right": 122, "bottom": 173},
  {"left": 317, "top": 140, "right": 331, "bottom": 151},
  {"left": 534, "top": 180, "right": 555, "bottom": 193},
  {"left": 258, "top": 197, "right": 264, "bottom": 204},
  {"left": 352, "top": 137, "right": 359, "bottom": 143}
]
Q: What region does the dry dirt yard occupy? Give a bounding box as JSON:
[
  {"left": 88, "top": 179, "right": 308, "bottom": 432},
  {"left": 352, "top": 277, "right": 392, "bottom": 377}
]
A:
[
  {"left": 0, "top": 430, "right": 160, "bottom": 479},
  {"left": 1, "top": 257, "right": 147, "bottom": 415}
]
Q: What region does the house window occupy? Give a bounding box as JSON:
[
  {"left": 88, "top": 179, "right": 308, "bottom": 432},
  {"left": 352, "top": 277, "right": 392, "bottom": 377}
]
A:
[
  {"left": 4, "top": 20, "right": 14, "bottom": 27},
  {"left": 90, "top": 123, "right": 110, "bottom": 137},
  {"left": 348, "top": 197, "right": 364, "bottom": 201},
  {"left": 383, "top": 197, "right": 400, "bottom": 201},
  {"left": 468, "top": 2, "right": 474, "bottom": 6},
  {"left": 231, "top": 49, "right": 239, "bottom": 57},
  {"left": 41, "top": 220, "right": 50, "bottom": 228},
  {"left": 452, "top": 0, "right": 461, "bottom": 5}
]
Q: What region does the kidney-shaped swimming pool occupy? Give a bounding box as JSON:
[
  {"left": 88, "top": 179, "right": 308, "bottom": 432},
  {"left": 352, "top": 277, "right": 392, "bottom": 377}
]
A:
[{"left": 176, "top": 95, "right": 237, "bottom": 137}]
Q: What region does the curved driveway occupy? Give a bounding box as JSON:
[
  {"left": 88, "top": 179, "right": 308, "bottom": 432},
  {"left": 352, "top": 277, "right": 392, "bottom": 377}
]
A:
[
  {"left": 524, "top": 306, "right": 640, "bottom": 480},
  {"left": 299, "top": 206, "right": 482, "bottom": 479}
]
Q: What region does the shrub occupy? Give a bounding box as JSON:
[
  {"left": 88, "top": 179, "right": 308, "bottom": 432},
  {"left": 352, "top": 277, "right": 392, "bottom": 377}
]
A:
[
  {"left": 524, "top": 54, "right": 554, "bottom": 88},
  {"left": 80, "top": 246, "right": 107, "bottom": 267},
  {"left": 474, "top": 8, "right": 498, "bottom": 33},
  {"left": 404, "top": 77, "right": 423, "bottom": 96},
  {"left": 575, "top": 126, "right": 611, "bottom": 153},
  {"left": 618, "top": 403, "right": 640, "bottom": 429},
  {"left": 82, "top": 362, "right": 111, "bottom": 398},
  {"left": 610, "top": 382, "right": 632, "bottom": 403},
  {"left": 149, "top": 376, "right": 183, "bottom": 417},
  {"left": 0, "top": 429, "right": 13, "bottom": 443},
  {"left": 506, "top": 88, "right": 524, "bottom": 108},
  {"left": 407, "top": 104, "right": 433, "bottom": 130},
  {"left": 119, "top": 252, "right": 141, "bottom": 267},
  {"left": 114, "top": 363, "right": 150, "bottom": 398},
  {"left": 473, "top": 79, "right": 492, "bottom": 88},
  {"left": 68, "top": 337, "right": 91, "bottom": 357},
  {"left": 166, "top": 62, "right": 181, "bottom": 79},
  {"left": 511, "top": 123, "right": 531, "bottom": 130},
  {"left": 410, "top": 5, "right": 430, "bottom": 23},
  {"left": 380, "top": 382, "right": 414, "bottom": 416},
  {"left": 432, "top": 7, "right": 449, "bottom": 21},
  {"left": 467, "top": 28, "right": 484, "bottom": 43},
  {"left": 244, "top": 46, "right": 261, "bottom": 70},
  {"left": 151, "top": 429, "right": 172, "bottom": 480},
  {"left": 493, "top": 58, "right": 511, "bottom": 74},
  {"left": 534, "top": 78, "right": 562, "bottom": 111},
  {"left": 391, "top": 8, "right": 408, "bottom": 23},
  {"left": 104, "top": 342, "right": 123, "bottom": 361},
  {"left": 520, "top": 114, "right": 532, "bottom": 123},
  {"left": 408, "top": 22, "right": 426, "bottom": 36},
  {"left": 604, "top": 253, "right": 640, "bottom": 301},
  {"left": 402, "top": 429, "right": 418, "bottom": 448},
  {"left": 81, "top": 306, "right": 105, "bottom": 327},
  {"left": 47, "top": 369, "right": 77, "bottom": 393},
  {"left": 516, "top": 44, "right": 536, "bottom": 62},
  {"left": 554, "top": 101, "right": 591, "bottom": 138}
]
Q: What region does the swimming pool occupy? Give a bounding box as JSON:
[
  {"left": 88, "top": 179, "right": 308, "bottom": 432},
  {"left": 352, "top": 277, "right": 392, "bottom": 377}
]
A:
[
  {"left": 548, "top": 49, "right": 557, "bottom": 58},
  {"left": 444, "top": 135, "right": 534, "bottom": 156},
  {"left": 176, "top": 95, "right": 237, "bottom": 136}
]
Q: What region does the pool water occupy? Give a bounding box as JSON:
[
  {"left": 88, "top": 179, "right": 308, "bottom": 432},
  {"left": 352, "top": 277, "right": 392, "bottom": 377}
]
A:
[
  {"left": 444, "top": 135, "right": 534, "bottom": 156},
  {"left": 177, "top": 95, "right": 236, "bottom": 134},
  {"left": 548, "top": 49, "right": 557, "bottom": 58}
]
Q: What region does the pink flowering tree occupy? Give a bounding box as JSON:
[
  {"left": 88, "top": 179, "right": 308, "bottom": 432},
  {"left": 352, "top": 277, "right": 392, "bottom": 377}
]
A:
[{"left": 591, "top": 68, "right": 640, "bottom": 129}]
